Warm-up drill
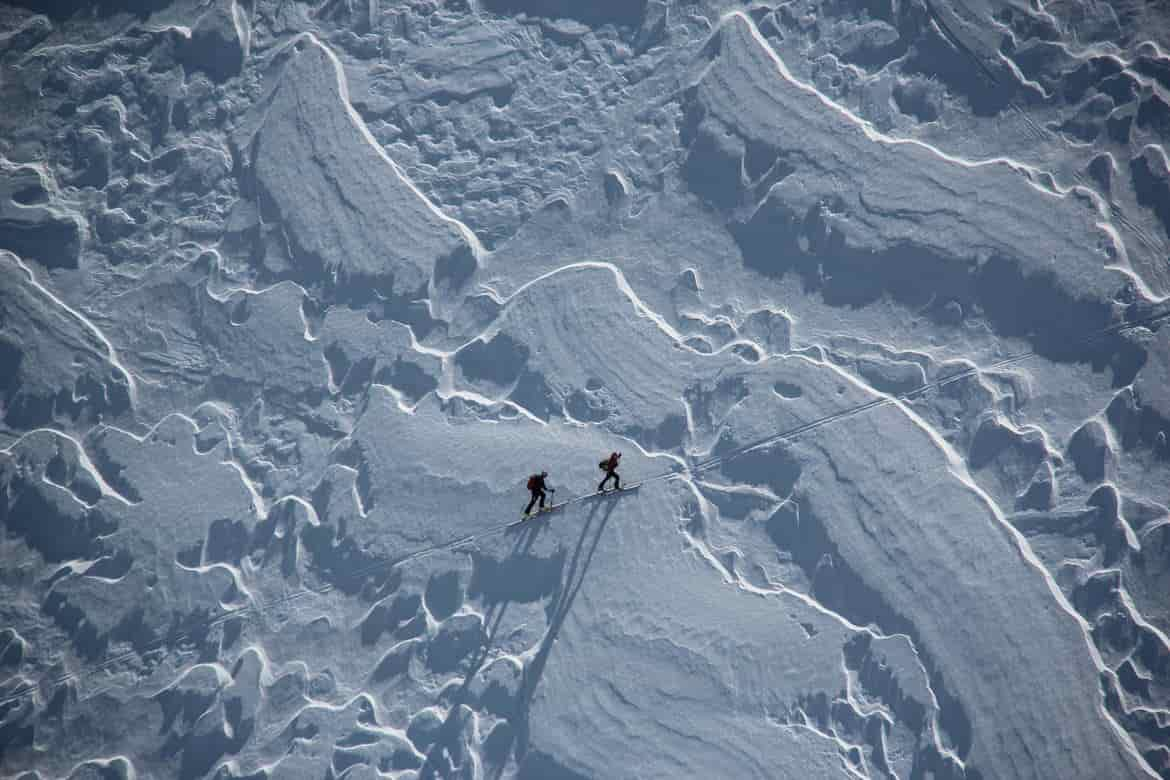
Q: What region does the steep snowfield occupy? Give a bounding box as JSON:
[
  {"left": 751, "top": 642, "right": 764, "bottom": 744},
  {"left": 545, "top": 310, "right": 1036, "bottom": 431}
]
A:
[{"left": 2, "top": 0, "right": 1170, "bottom": 778}]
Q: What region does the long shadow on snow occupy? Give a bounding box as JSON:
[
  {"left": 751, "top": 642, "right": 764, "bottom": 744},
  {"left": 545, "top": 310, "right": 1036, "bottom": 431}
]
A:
[
  {"left": 418, "top": 516, "right": 551, "bottom": 778},
  {"left": 419, "top": 492, "right": 623, "bottom": 779},
  {"left": 509, "top": 495, "right": 622, "bottom": 778}
]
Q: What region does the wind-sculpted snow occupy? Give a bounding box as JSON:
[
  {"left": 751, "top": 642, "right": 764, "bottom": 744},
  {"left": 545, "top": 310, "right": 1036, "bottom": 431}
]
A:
[
  {"left": 3, "top": 0, "right": 1170, "bottom": 777},
  {"left": 766, "top": 391, "right": 1143, "bottom": 777},
  {"left": 328, "top": 387, "right": 904, "bottom": 777},
  {"left": 0, "top": 252, "right": 133, "bottom": 434},
  {"left": 181, "top": 0, "right": 250, "bottom": 83},
  {"left": 481, "top": 0, "right": 648, "bottom": 29},
  {"left": 236, "top": 34, "right": 478, "bottom": 309},
  {"left": 440, "top": 264, "right": 1148, "bottom": 777},
  {"left": 0, "top": 161, "right": 83, "bottom": 269},
  {"left": 687, "top": 14, "right": 1131, "bottom": 352}
]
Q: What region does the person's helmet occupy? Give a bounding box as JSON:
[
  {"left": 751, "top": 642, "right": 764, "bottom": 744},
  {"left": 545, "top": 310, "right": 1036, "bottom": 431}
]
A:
[{"left": 541, "top": 471, "right": 548, "bottom": 477}]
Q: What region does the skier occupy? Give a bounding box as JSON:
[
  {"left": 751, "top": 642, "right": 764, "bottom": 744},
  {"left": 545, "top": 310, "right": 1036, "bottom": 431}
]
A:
[
  {"left": 597, "top": 451, "right": 622, "bottom": 492},
  {"left": 524, "top": 471, "right": 554, "bottom": 516}
]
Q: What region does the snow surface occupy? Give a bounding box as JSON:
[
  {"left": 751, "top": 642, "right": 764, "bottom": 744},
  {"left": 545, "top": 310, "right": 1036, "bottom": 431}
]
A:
[{"left": 2, "top": 0, "right": 1170, "bottom": 778}]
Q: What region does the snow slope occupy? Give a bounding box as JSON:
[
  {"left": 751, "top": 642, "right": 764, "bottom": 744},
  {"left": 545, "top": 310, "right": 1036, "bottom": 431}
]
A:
[{"left": 2, "top": 0, "right": 1170, "bottom": 778}]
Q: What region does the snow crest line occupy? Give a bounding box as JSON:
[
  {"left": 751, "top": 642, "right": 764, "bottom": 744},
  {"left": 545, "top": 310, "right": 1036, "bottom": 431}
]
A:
[
  {"left": 3, "top": 306, "right": 1169, "bottom": 709},
  {"left": 724, "top": 10, "right": 1165, "bottom": 300},
  {"left": 2, "top": 252, "right": 140, "bottom": 411}
]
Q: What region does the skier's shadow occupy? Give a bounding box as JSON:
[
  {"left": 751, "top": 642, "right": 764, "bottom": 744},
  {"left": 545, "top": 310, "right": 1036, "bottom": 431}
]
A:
[
  {"left": 416, "top": 506, "right": 550, "bottom": 778},
  {"left": 477, "top": 518, "right": 546, "bottom": 658},
  {"left": 463, "top": 515, "right": 549, "bottom": 673},
  {"left": 419, "top": 491, "right": 625, "bottom": 779},
  {"left": 505, "top": 492, "right": 624, "bottom": 774}
]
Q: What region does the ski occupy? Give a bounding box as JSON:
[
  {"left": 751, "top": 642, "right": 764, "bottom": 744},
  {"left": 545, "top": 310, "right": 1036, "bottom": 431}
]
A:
[
  {"left": 586, "top": 482, "right": 641, "bottom": 499},
  {"left": 511, "top": 502, "right": 567, "bottom": 527}
]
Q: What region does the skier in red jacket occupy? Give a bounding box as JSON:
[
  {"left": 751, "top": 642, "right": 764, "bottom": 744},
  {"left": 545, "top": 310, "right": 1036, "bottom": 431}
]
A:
[{"left": 598, "top": 451, "right": 622, "bottom": 492}]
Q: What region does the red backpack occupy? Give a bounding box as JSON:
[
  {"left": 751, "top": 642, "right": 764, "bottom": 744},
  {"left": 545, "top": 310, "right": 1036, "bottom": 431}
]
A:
[{"left": 527, "top": 474, "right": 540, "bottom": 490}]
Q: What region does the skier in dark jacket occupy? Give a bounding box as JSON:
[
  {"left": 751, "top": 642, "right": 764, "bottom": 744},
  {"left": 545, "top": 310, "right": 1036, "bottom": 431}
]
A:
[
  {"left": 524, "top": 471, "right": 553, "bottom": 516},
  {"left": 598, "top": 451, "right": 621, "bottom": 492}
]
